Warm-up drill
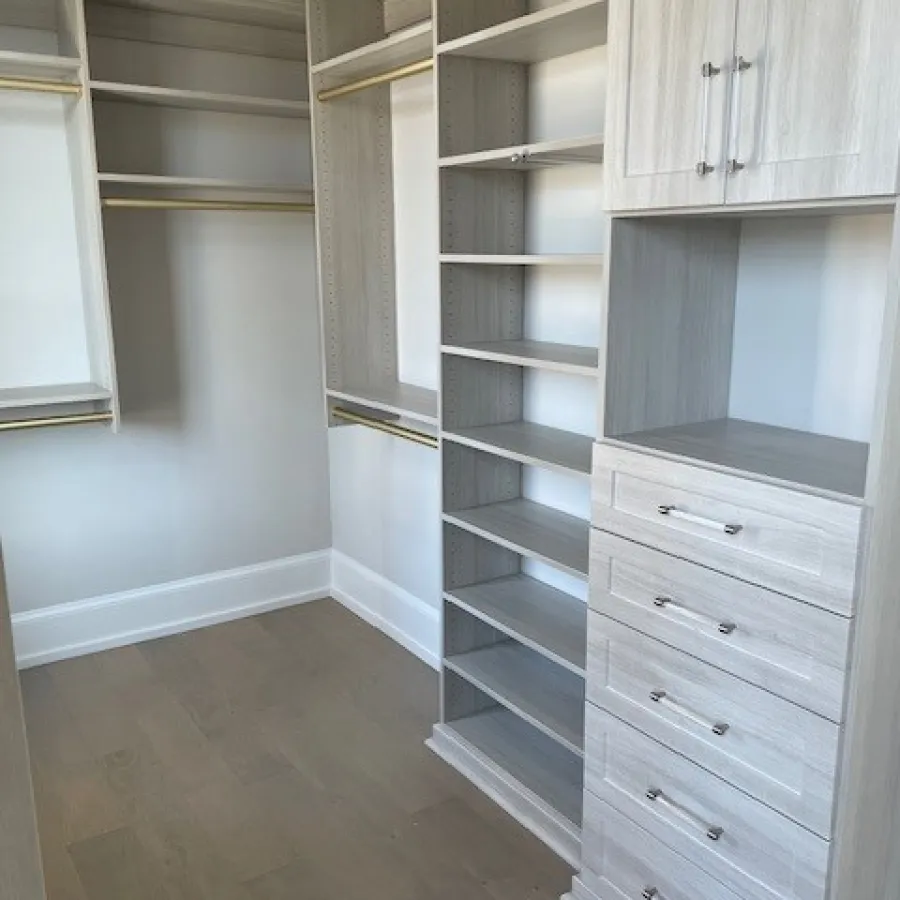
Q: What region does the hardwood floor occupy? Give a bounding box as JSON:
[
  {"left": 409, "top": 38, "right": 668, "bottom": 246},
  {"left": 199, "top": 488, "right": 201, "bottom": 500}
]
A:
[{"left": 19, "top": 599, "right": 574, "bottom": 900}]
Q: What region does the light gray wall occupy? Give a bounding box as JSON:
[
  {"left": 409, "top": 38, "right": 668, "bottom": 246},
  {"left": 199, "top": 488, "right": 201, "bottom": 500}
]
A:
[{"left": 0, "top": 212, "right": 331, "bottom": 615}]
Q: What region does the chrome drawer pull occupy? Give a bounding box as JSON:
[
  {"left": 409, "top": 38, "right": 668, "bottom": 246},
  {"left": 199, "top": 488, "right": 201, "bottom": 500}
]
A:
[
  {"left": 653, "top": 596, "right": 737, "bottom": 636},
  {"left": 642, "top": 889, "right": 659, "bottom": 900},
  {"left": 650, "top": 690, "right": 730, "bottom": 736},
  {"left": 657, "top": 505, "right": 743, "bottom": 536},
  {"left": 646, "top": 787, "right": 725, "bottom": 841}
]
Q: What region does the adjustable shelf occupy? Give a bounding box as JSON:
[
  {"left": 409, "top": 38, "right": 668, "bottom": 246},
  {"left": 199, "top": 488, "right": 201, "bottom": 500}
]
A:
[
  {"left": 0, "top": 383, "right": 111, "bottom": 410},
  {"left": 444, "top": 499, "right": 589, "bottom": 579},
  {"left": 327, "top": 383, "right": 438, "bottom": 427},
  {"left": 443, "top": 340, "right": 599, "bottom": 377},
  {"left": 437, "top": 0, "right": 607, "bottom": 63},
  {"left": 98, "top": 173, "right": 312, "bottom": 195},
  {"left": 440, "top": 253, "right": 604, "bottom": 266},
  {"left": 447, "top": 576, "right": 587, "bottom": 675},
  {"left": 91, "top": 81, "right": 310, "bottom": 118},
  {"left": 0, "top": 49, "right": 80, "bottom": 82},
  {"left": 446, "top": 641, "right": 585, "bottom": 756},
  {"left": 440, "top": 135, "right": 604, "bottom": 170}
]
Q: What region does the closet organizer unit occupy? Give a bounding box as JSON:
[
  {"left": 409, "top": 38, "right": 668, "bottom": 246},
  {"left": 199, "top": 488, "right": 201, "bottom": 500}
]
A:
[
  {"left": 0, "top": 0, "right": 117, "bottom": 432},
  {"left": 428, "top": 0, "right": 608, "bottom": 866},
  {"left": 307, "top": 0, "right": 438, "bottom": 442}
]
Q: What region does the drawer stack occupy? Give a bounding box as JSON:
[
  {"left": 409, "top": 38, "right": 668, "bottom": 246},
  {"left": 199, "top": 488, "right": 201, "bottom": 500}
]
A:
[{"left": 573, "top": 443, "right": 863, "bottom": 900}]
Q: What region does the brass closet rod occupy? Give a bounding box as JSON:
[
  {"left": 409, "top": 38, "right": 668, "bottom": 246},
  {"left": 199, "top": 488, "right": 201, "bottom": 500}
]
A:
[
  {"left": 0, "top": 412, "right": 113, "bottom": 434},
  {"left": 317, "top": 58, "right": 433, "bottom": 103},
  {"left": 331, "top": 407, "right": 438, "bottom": 448},
  {"left": 102, "top": 198, "right": 315, "bottom": 213},
  {"left": 0, "top": 76, "right": 81, "bottom": 96}
]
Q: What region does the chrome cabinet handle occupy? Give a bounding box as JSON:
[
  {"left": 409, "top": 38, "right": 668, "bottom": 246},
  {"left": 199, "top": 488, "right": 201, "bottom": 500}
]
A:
[
  {"left": 657, "top": 505, "right": 742, "bottom": 536},
  {"left": 646, "top": 787, "right": 725, "bottom": 842},
  {"left": 642, "top": 889, "right": 659, "bottom": 900},
  {"left": 653, "top": 596, "right": 737, "bottom": 636},
  {"left": 696, "top": 61, "right": 721, "bottom": 176},
  {"left": 650, "top": 689, "right": 730, "bottom": 736},
  {"left": 727, "top": 55, "right": 752, "bottom": 174}
]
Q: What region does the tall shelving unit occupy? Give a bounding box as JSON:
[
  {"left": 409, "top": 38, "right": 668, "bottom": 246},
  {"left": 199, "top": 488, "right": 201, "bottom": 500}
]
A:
[{"left": 428, "top": 0, "right": 608, "bottom": 866}]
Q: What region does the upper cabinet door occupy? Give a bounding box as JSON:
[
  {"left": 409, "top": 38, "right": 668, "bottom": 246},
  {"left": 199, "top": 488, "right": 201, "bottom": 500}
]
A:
[
  {"left": 725, "top": 0, "right": 900, "bottom": 205},
  {"left": 605, "top": 0, "right": 737, "bottom": 211}
]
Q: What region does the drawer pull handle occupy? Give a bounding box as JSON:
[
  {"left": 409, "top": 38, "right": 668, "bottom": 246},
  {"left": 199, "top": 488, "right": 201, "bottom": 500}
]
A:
[
  {"left": 653, "top": 596, "right": 738, "bottom": 636},
  {"left": 657, "top": 505, "right": 743, "bottom": 536},
  {"left": 642, "top": 890, "right": 659, "bottom": 900},
  {"left": 646, "top": 787, "right": 725, "bottom": 842},
  {"left": 650, "top": 690, "right": 730, "bottom": 736}
]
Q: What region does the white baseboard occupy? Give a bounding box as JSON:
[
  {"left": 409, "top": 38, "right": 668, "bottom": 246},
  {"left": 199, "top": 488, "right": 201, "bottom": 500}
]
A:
[
  {"left": 331, "top": 551, "right": 440, "bottom": 669},
  {"left": 12, "top": 551, "right": 331, "bottom": 669}
]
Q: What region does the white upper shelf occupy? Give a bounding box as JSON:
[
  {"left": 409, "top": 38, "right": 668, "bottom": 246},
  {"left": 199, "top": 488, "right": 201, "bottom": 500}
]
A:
[
  {"left": 97, "top": 173, "right": 313, "bottom": 198},
  {"left": 437, "top": 0, "right": 608, "bottom": 64},
  {"left": 312, "top": 20, "right": 433, "bottom": 89},
  {"left": 0, "top": 50, "right": 81, "bottom": 82},
  {"left": 440, "top": 135, "right": 604, "bottom": 170}
]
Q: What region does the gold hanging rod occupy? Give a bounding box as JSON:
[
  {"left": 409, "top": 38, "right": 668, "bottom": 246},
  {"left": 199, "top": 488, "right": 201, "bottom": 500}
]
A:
[
  {"left": 0, "top": 411, "right": 113, "bottom": 434},
  {"left": 318, "top": 58, "right": 433, "bottom": 103},
  {"left": 0, "top": 76, "right": 81, "bottom": 96},
  {"left": 331, "top": 407, "right": 438, "bottom": 449},
  {"left": 102, "top": 198, "right": 315, "bottom": 213}
]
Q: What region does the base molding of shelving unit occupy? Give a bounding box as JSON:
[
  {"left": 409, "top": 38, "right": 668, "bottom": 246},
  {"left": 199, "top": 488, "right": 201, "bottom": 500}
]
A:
[{"left": 427, "top": 725, "right": 581, "bottom": 868}]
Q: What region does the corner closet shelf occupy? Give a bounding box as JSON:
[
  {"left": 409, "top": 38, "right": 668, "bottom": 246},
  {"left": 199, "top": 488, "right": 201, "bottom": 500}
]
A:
[
  {"left": 437, "top": 0, "right": 608, "bottom": 64},
  {"left": 98, "top": 174, "right": 313, "bottom": 197},
  {"left": 440, "top": 254, "right": 604, "bottom": 267},
  {"left": 444, "top": 498, "right": 589, "bottom": 578},
  {"left": 0, "top": 383, "right": 111, "bottom": 410},
  {"left": 326, "top": 383, "right": 438, "bottom": 426},
  {"left": 446, "top": 575, "right": 587, "bottom": 675},
  {"left": 311, "top": 20, "right": 433, "bottom": 87},
  {"left": 428, "top": 710, "right": 583, "bottom": 863},
  {"left": 91, "top": 81, "right": 310, "bottom": 119},
  {"left": 0, "top": 50, "right": 80, "bottom": 81},
  {"left": 614, "top": 417, "right": 870, "bottom": 501},
  {"left": 443, "top": 340, "right": 599, "bottom": 377},
  {"left": 440, "top": 135, "right": 604, "bottom": 170},
  {"left": 444, "top": 421, "right": 593, "bottom": 477},
  {"left": 446, "top": 642, "right": 585, "bottom": 756}
]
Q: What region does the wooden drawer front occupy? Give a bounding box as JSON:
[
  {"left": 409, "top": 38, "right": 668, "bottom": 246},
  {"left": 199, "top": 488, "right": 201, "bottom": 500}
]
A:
[
  {"left": 588, "top": 614, "right": 840, "bottom": 837},
  {"left": 579, "top": 793, "right": 743, "bottom": 900},
  {"left": 592, "top": 444, "right": 863, "bottom": 615},
  {"left": 585, "top": 705, "right": 830, "bottom": 900},
  {"left": 590, "top": 530, "right": 851, "bottom": 722}
]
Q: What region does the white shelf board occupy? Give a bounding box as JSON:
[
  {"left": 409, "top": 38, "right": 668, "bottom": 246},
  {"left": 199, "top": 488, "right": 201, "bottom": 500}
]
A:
[
  {"left": 437, "top": 0, "right": 607, "bottom": 63},
  {"left": 0, "top": 383, "right": 111, "bottom": 411},
  {"left": 446, "top": 643, "right": 584, "bottom": 756},
  {"left": 440, "top": 253, "right": 603, "bottom": 266},
  {"left": 444, "top": 498, "right": 589, "bottom": 578},
  {"left": 443, "top": 421, "right": 593, "bottom": 477},
  {"left": 327, "top": 383, "right": 438, "bottom": 426},
  {"left": 446, "top": 576, "right": 587, "bottom": 676},
  {"left": 0, "top": 50, "right": 80, "bottom": 82},
  {"left": 91, "top": 81, "right": 310, "bottom": 118},
  {"left": 98, "top": 173, "right": 313, "bottom": 196},
  {"left": 312, "top": 20, "right": 433, "bottom": 87},
  {"left": 428, "top": 710, "right": 583, "bottom": 866},
  {"left": 443, "top": 340, "right": 599, "bottom": 377},
  {"left": 440, "top": 135, "right": 604, "bottom": 170},
  {"left": 614, "top": 417, "right": 870, "bottom": 501}
]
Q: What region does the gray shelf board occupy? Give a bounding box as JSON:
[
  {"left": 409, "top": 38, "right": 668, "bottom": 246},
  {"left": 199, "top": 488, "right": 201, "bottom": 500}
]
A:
[
  {"left": 327, "top": 383, "right": 438, "bottom": 426},
  {"left": 439, "top": 135, "right": 604, "bottom": 170},
  {"left": 443, "top": 340, "right": 599, "bottom": 377},
  {"left": 437, "top": 0, "right": 607, "bottom": 64},
  {"left": 312, "top": 19, "right": 433, "bottom": 87},
  {"left": 98, "top": 173, "right": 313, "bottom": 196},
  {"left": 0, "top": 382, "right": 111, "bottom": 410},
  {"left": 446, "top": 575, "right": 587, "bottom": 675},
  {"left": 0, "top": 49, "right": 80, "bottom": 81},
  {"left": 430, "top": 709, "right": 583, "bottom": 833},
  {"left": 440, "top": 253, "right": 604, "bottom": 266},
  {"left": 444, "top": 421, "right": 593, "bottom": 477},
  {"left": 445, "top": 642, "right": 585, "bottom": 756},
  {"left": 444, "top": 498, "right": 589, "bottom": 578},
  {"left": 615, "top": 417, "right": 870, "bottom": 501},
  {"left": 91, "top": 81, "right": 310, "bottom": 118}
]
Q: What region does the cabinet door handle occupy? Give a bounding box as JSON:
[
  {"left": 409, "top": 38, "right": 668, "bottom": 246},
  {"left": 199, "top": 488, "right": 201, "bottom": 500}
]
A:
[
  {"left": 727, "top": 55, "right": 752, "bottom": 174},
  {"left": 653, "top": 596, "right": 737, "bottom": 636},
  {"left": 657, "top": 505, "right": 743, "bottom": 536},
  {"left": 645, "top": 787, "right": 725, "bottom": 841},
  {"left": 650, "top": 689, "right": 730, "bottom": 736},
  {"left": 696, "top": 61, "right": 721, "bottom": 176}
]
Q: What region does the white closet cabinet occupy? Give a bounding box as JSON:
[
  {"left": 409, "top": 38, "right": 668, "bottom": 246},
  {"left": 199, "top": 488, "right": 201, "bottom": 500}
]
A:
[{"left": 607, "top": 0, "right": 900, "bottom": 211}]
